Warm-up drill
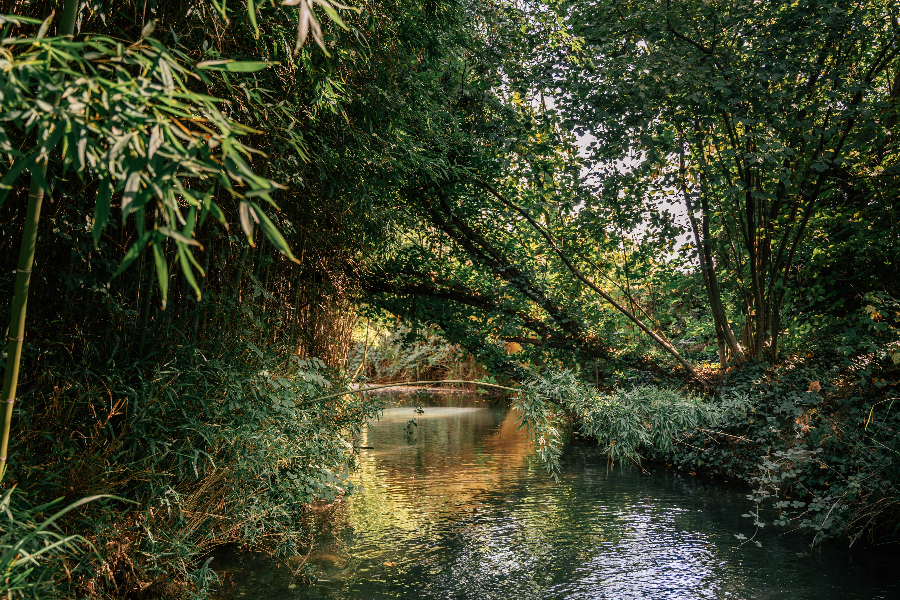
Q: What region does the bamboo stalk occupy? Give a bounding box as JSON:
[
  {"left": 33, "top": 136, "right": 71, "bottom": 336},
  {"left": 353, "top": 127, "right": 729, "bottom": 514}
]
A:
[
  {"left": 0, "top": 3, "right": 79, "bottom": 481},
  {"left": 0, "top": 168, "right": 46, "bottom": 480},
  {"left": 138, "top": 263, "right": 156, "bottom": 356}
]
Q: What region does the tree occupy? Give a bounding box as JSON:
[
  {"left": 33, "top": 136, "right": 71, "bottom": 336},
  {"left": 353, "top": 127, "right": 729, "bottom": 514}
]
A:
[{"left": 555, "top": 0, "right": 900, "bottom": 362}]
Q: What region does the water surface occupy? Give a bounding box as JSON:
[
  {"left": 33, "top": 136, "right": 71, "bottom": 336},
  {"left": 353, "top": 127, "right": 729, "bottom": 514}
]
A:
[{"left": 214, "top": 393, "right": 899, "bottom": 599}]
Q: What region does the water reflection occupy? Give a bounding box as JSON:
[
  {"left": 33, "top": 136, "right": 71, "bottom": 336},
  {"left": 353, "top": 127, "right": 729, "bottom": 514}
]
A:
[{"left": 214, "top": 393, "right": 899, "bottom": 600}]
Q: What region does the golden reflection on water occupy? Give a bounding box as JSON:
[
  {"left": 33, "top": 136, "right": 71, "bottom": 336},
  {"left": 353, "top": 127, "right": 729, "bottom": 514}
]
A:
[
  {"left": 212, "top": 394, "right": 899, "bottom": 600},
  {"left": 347, "top": 399, "right": 534, "bottom": 536}
]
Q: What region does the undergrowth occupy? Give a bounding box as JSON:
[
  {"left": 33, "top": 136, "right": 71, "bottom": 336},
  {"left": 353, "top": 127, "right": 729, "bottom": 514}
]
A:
[
  {"left": 3, "top": 342, "right": 384, "bottom": 599},
  {"left": 516, "top": 346, "right": 898, "bottom": 548},
  {"left": 663, "top": 357, "right": 900, "bottom": 548}
]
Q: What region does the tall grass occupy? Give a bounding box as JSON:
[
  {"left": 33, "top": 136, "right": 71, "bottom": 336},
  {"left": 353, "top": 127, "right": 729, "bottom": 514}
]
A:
[{"left": 5, "top": 340, "right": 384, "bottom": 598}]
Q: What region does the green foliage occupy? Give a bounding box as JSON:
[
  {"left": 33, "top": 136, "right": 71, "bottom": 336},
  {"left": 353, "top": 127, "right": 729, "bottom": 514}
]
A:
[
  {"left": 8, "top": 340, "right": 383, "bottom": 597},
  {"left": 348, "top": 322, "right": 485, "bottom": 383},
  {"left": 0, "top": 489, "right": 107, "bottom": 599},
  {"left": 552, "top": 0, "right": 900, "bottom": 360},
  {"left": 514, "top": 370, "right": 752, "bottom": 477},
  {"left": 0, "top": 26, "right": 297, "bottom": 303},
  {"left": 661, "top": 358, "right": 900, "bottom": 546}
]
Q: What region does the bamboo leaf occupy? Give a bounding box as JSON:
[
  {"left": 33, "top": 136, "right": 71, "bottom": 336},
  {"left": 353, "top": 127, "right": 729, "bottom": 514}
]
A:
[
  {"left": 295, "top": 1, "right": 312, "bottom": 54},
  {"left": 184, "top": 206, "right": 197, "bottom": 237},
  {"left": 148, "top": 124, "right": 162, "bottom": 159},
  {"left": 0, "top": 158, "right": 33, "bottom": 207},
  {"left": 36, "top": 11, "right": 54, "bottom": 40},
  {"left": 39, "top": 123, "right": 66, "bottom": 158},
  {"left": 141, "top": 19, "right": 156, "bottom": 38},
  {"left": 112, "top": 231, "right": 153, "bottom": 278},
  {"left": 182, "top": 239, "right": 206, "bottom": 275},
  {"left": 197, "top": 60, "right": 273, "bottom": 72},
  {"left": 152, "top": 240, "right": 169, "bottom": 310},
  {"left": 177, "top": 242, "right": 202, "bottom": 300},
  {"left": 313, "top": 0, "right": 349, "bottom": 30},
  {"left": 209, "top": 0, "right": 230, "bottom": 24},
  {"left": 1, "top": 493, "right": 120, "bottom": 569},
  {"left": 203, "top": 196, "right": 229, "bottom": 228},
  {"left": 158, "top": 226, "right": 203, "bottom": 249},
  {"left": 238, "top": 201, "right": 255, "bottom": 245},
  {"left": 249, "top": 202, "right": 298, "bottom": 263},
  {"left": 92, "top": 179, "right": 113, "bottom": 248},
  {"left": 247, "top": 0, "right": 260, "bottom": 38},
  {"left": 121, "top": 170, "right": 143, "bottom": 219}
]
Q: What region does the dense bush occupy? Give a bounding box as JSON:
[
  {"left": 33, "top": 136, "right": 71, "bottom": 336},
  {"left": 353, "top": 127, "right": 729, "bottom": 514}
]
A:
[
  {"left": 5, "top": 341, "right": 382, "bottom": 598},
  {"left": 653, "top": 356, "right": 900, "bottom": 547}
]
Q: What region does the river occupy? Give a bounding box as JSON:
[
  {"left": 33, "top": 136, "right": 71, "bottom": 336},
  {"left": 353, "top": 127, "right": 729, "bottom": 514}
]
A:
[{"left": 213, "top": 393, "right": 899, "bottom": 599}]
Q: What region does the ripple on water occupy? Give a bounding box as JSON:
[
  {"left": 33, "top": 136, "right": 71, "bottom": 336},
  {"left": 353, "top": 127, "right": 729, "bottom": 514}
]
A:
[{"left": 214, "top": 394, "right": 900, "bottom": 600}]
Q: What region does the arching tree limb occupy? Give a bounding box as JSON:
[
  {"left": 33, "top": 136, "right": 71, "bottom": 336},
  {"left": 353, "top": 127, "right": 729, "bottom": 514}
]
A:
[{"left": 473, "top": 179, "right": 708, "bottom": 386}]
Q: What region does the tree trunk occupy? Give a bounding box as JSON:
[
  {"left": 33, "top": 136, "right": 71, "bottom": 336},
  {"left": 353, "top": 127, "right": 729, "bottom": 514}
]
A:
[{"left": 679, "top": 145, "right": 745, "bottom": 365}]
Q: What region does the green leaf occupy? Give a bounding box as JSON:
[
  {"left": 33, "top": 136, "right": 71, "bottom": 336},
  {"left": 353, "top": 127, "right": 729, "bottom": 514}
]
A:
[
  {"left": 36, "top": 10, "right": 54, "bottom": 39},
  {"left": 39, "top": 123, "right": 67, "bottom": 158},
  {"left": 249, "top": 202, "right": 298, "bottom": 263},
  {"left": 92, "top": 179, "right": 113, "bottom": 248},
  {"left": 152, "top": 241, "right": 169, "bottom": 310},
  {"left": 247, "top": 0, "right": 260, "bottom": 38},
  {"left": 121, "top": 170, "right": 143, "bottom": 219},
  {"left": 196, "top": 60, "right": 273, "bottom": 72},
  {"left": 158, "top": 226, "right": 203, "bottom": 248},
  {"left": 201, "top": 191, "right": 228, "bottom": 228},
  {"left": 177, "top": 243, "right": 202, "bottom": 300},
  {"left": 239, "top": 200, "right": 256, "bottom": 245},
  {"left": 112, "top": 231, "right": 153, "bottom": 278},
  {"left": 314, "top": 0, "right": 349, "bottom": 30},
  {"left": 0, "top": 158, "right": 34, "bottom": 207}
]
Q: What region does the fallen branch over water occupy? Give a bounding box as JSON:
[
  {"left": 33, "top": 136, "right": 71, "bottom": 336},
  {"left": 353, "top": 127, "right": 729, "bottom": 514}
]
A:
[{"left": 314, "top": 380, "right": 519, "bottom": 401}]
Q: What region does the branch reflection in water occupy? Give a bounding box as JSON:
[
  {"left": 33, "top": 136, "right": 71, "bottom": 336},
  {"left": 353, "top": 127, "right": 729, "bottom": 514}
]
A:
[{"left": 213, "top": 393, "right": 899, "bottom": 600}]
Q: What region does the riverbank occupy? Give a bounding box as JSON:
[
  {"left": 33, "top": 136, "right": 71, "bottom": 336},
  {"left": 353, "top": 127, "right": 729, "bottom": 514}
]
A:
[
  {"left": 2, "top": 344, "right": 383, "bottom": 600},
  {"left": 212, "top": 393, "right": 899, "bottom": 599},
  {"left": 644, "top": 358, "right": 900, "bottom": 548}
]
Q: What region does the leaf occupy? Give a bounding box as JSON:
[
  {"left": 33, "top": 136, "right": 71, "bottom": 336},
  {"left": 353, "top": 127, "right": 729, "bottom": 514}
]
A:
[
  {"left": 247, "top": 0, "right": 260, "bottom": 38},
  {"left": 76, "top": 130, "right": 88, "bottom": 171},
  {"left": 177, "top": 243, "right": 203, "bottom": 300},
  {"left": 249, "top": 202, "right": 298, "bottom": 263},
  {"left": 148, "top": 124, "right": 163, "bottom": 159},
  {"left": 39, "top": 123, "right": 67, "bottom": 158},
  {"left": 196, "top": 60, "right": 273, "bottom": 72},
  {"left": 92, "top": 179, "right": 113, "bottom": 248},
  {"left": 36, "top": 10, "right": 55, "bottom": 40},
  {"left": 0, "top": 157, "right": 34, "bottom": 207},
  {"left": 239, "top": 201, "right": 255, "bottom": 245},
  {"left": 112, "top": 231, "right": 153, "bottom": 278},
  {"left": 152, "top": 240, "right": 169, "bottom": 310},
  {"left": 121, "top": 170, "right": 143, "bottom": 218},
  {"left": 314, "top": 0, "right": 349, "bottom": 30},
  {"left": 202, "top": 193, "right": 228, "bottom": 228},
  {"left": 158, "top": 226, "right": 203, "bottom": 249},
  {"left": 209, "top": 0, "right": 230, "bottom": 23},
  {"left": 141, "top": 19, "right": 156, "bottom": 38}
]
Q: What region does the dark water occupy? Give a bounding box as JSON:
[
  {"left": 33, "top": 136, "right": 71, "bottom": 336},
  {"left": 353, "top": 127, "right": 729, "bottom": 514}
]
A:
[{"left": 214, "top": 394, "right": 899, "bottom": 599}]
